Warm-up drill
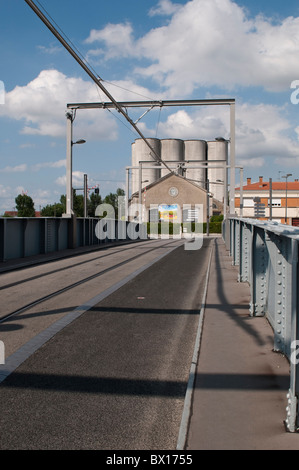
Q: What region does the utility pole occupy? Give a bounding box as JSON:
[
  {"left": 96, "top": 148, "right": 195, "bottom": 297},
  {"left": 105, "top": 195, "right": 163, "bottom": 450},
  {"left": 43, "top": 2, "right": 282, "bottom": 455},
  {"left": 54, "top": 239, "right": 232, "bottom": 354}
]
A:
[
  {"left": 65, "top": 111, "right": 74, "bottom": 217},
  {"left": 206, "top": 179, "right": 210, "bottom": 237},
  {"left": 269, "top": 178, "right": 272, "bottom": 221},
  {"left": 84, "top": 174, "right": 88, "bottom": 218}
]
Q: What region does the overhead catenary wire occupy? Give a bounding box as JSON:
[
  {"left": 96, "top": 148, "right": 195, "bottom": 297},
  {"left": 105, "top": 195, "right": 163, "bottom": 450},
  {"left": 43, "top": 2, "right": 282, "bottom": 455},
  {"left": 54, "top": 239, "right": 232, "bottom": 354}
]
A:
[
  {"left": 35, "top": 0, "right": 103, "bottom": 82},
  {"left": 25, "top": 0, "right": 174, "bottom": 174},
  {"left": 35, "top": 1, "right": 160, "bottom": 106}
]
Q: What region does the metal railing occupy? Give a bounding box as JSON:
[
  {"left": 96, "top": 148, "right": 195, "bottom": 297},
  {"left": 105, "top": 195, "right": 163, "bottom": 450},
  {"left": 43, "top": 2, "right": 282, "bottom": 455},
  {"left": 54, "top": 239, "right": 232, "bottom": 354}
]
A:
[
  {"left": 223, "top": 217, "right": 299, "bottom": 432},
  {"left": 0, "top": 217, "right": 147, "bottom": 263}
]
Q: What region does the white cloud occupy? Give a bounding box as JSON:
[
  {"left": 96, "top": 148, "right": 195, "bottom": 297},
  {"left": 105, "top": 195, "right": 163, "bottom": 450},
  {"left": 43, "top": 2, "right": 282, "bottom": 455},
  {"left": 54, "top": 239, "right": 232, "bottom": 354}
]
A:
[
  {"left": 139, "top": 101, "right": 299, "bottom": 167},
  {"left": 149, "top": 0, "right": 183, "bottom": 17},
  {"left": 85, "top": 0, "right": 299, "bottom": 95},
  {"left": 0, "top": 69, "right": 158, "bottom": 141},
  {"left": 19, "top": 143, "right": 36, "bottom": 149},
  {"left": 0, "top": 184, "right": 11, "bottom": 197},
  {"left": 0, "top": 69, "right": 118, "bottom": 140},
  {"left": 55, "top": 170, "right": 85, "bottom": 188},
  {"left": 36, "top": 44, "right": 62, "bottom": 55},
  {"left": 0, "top": 164, "right": 28, "bottom": 173},
  {"left": 85, "top": 23, "right": 135, "bottom": 60},
  {"left": 31, "top": 159, "right": 66, "bottom": 171}
]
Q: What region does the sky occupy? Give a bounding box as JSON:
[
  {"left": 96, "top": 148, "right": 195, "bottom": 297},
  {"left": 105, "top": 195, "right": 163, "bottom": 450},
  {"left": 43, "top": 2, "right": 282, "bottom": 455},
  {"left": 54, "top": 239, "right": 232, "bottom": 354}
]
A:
[{"left": 1, "top": 0, "right": 299, "bottom": 214}]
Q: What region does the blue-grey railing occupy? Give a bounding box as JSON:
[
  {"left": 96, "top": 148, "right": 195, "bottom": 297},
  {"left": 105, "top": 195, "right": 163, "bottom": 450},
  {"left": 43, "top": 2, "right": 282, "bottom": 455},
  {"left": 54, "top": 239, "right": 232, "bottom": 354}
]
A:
[
  {"left": 0, "top": 217, "right": 147, "bottom": 263},
  {"left": 223, "top": 217, "right": 299, "bottom": 432}
]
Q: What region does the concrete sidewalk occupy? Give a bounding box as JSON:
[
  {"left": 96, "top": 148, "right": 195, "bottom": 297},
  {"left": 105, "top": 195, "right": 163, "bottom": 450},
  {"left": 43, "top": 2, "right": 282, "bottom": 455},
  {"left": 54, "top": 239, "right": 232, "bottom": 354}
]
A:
[{"left": 186, "top": 237, "right": 299, "bottom": 450}]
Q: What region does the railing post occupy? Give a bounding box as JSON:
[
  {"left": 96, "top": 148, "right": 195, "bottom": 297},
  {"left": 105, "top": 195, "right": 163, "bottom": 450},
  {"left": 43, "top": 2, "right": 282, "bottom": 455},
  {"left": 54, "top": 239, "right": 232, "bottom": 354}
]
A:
[
  {"left": 285, "top": 239, "right": 299, "bottom": 432},
  {"left": 250, "top": 226, "right": 268, "bottom": 317},
  {"left": 239, "top": 221, "right": 251, "bottom": 283}
]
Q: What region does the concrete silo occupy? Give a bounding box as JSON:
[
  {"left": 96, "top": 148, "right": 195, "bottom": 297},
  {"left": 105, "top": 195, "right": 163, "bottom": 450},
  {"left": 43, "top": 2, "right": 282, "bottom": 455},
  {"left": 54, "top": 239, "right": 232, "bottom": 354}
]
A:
[
  {"left": 207, "top": 140, "right": 228, "bottom": 203},
  {"left": 184, "top": 140, "right": 207, "bottom": 188},
  {"left": 131, "top": 138, "right": 161, "bottom": 195},
  {"left": 131, "top": 141, "right": 138, "bottom": 196},
  {"left": 160, "top": 139, "right": 184, "bottom": 178}
]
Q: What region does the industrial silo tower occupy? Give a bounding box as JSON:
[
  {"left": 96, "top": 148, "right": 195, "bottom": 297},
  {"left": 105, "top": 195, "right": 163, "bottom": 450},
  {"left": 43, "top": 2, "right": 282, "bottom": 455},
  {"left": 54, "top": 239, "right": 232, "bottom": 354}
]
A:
[
  {"left": 184, "top": 140, "right": 207, "bottom": 188},
  {"left": 207, "top": 140, "right": 228, "bottom": 203},
  {"left": 131, "top": 138, "right": 161, "bottom": 195},
  {"left": 160, "top": 139, "right": 184, "bottom": 178}
]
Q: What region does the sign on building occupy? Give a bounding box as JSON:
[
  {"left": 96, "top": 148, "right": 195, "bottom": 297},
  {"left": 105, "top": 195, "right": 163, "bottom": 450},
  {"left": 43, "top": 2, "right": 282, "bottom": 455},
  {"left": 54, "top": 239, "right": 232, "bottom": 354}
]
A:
[{"left": 253, "top": 197, "right": 266, "bottom": 218}]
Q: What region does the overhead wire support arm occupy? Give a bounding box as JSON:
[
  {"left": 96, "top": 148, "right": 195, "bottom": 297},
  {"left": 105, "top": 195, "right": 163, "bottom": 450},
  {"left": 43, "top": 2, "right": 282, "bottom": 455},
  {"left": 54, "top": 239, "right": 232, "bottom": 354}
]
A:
[
  {"left": 24, "top": 0, "right": 169, "bottom": 170},
  {"left": 134, "top": 105, "right": 155, "bottom": 125},
  {"left": 67, "top": 99, "right": 235, "bottom": 110}
]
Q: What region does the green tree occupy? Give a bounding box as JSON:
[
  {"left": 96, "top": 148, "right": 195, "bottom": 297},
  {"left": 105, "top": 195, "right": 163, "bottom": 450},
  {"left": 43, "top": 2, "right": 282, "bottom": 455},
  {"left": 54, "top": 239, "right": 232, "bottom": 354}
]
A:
[
  {"left": 88, "top": 192, "right": 102, "bottom": 217},
  {"left": 59, "top": 192, "right": 84, "bottom": 217},
  {"left": 15, "top": 194, "right": 35, "bottom": 217},
  {"left": 103, "top": 188, "right": 125, "bottom": 219},
  {"left": 41, "top": 203, "right": 64, "bottom": 217},
  {"left": 73, "top": 192, "right": 84, "bottom": 217}
]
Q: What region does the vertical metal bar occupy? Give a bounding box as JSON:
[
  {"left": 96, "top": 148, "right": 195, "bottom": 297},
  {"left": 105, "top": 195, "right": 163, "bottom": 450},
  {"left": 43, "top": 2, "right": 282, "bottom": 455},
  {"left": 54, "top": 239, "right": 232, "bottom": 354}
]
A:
[
  {"left": 206, "top": 179, "right": 210, "bottom": 237},
  {"left": 285, "top": 239, "right": 299, "bottom": 432},
  {"left": 84, "top": 173, "right": 88, "bottom": 218},
  {"left": 269, "top": 178, "right": 272, "bottom": 221},
  {"left": 125, "top": 168, "right": 129, "bottom": 221},
  {"left": 229, "top": 103, "right": 236, "bottom": 216},
  {"left": 239, "top": 167, "right": 243, "bottom": 218},
  {"left": 139, "top": 163, "right": 142, "bottom": 222},
  {"left": 65, "top": 112, "right": 73, "bottom": 217},
  {"left": 250, "top": 227, "right": 268, "bottom": 316},
  {"left": 223, "top": 162, "right": 227, "bottom": 219}
]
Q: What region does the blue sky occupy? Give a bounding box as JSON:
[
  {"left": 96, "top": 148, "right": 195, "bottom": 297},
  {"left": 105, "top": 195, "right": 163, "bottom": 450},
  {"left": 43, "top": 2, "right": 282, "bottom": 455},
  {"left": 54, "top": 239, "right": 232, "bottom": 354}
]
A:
[{"left": 1, "top": 0, "right": 299, "bottom": 213}]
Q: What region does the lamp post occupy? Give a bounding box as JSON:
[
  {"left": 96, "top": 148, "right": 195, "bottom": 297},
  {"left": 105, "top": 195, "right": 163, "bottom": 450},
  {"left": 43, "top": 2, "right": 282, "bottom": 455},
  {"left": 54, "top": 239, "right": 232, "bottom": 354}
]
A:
[
  {"left": 282, "top": 173, "right": 292, "bottom": 224},
  {"left": 206, "top": 178, "right": 211, "bottom": 237},
  {"left": 215, "top": 137, "right": 229, "bottom": 218},
  {"left": 64, "top": 112, "right": 86, "bottom": 217},
  {"left": 70, "top": 139, "right": 86, "bottom": 215},
  {"left": 142, "top": 180, "right": 149, "bottom": 223}
]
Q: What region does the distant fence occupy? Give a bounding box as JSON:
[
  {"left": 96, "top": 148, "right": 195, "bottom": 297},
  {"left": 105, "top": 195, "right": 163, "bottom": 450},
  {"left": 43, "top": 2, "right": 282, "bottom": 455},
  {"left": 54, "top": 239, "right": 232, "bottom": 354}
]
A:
[
  {"left": 0, "top": 217, "right": 147, "bottom": 263},
  {"left": 223, "top": 217, "right": 299, "bottom": 432}
]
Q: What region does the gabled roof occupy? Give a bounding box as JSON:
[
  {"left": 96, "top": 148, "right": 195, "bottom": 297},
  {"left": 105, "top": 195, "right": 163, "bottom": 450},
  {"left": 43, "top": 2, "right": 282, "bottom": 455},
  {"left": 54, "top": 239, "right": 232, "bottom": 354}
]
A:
[{"left": 131, "top": 172, "right": 207, "bottom": 198}]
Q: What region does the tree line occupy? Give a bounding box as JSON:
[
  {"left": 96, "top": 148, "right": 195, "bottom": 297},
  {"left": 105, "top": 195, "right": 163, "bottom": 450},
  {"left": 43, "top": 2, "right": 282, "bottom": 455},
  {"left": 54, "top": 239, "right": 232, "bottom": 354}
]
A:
[{"left": 5, "top": 189, "right": 125, "bottom": 218}]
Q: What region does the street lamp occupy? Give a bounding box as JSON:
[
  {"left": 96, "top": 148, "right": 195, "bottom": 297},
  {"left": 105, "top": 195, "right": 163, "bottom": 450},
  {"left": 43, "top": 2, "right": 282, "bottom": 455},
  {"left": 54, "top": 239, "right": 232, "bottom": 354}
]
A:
[
  {"left": 64, "top": 111, "right": 87, "bottom": 217},
  {"left": 70, "top": 139, "right": 86, "bottom": 215},
  {"left": 214, "top": 137, "right": 229, "bottom": 218},
  {"left": 142, "top": 180, "right": 149, "bottom": 223},
  {"left": 282, "top": 173, "right": 292, "bottom": 224}
]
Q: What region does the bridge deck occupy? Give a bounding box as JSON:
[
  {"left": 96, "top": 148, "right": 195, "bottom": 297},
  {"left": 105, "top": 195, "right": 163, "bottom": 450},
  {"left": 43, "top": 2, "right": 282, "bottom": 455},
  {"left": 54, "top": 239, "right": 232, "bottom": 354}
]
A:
[{"left": 0, "top": 236, "right": 299, "bottom": 450}]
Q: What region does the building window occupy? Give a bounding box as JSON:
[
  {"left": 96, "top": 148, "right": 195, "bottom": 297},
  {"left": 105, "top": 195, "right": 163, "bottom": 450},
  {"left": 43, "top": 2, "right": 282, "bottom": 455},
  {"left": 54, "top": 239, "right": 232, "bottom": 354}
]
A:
[
  {"left": 243, "top": 198, "right": 254, "bottom": 207},
  {"left": 268, "top": 199, "right": 281, "bottom": 207}
]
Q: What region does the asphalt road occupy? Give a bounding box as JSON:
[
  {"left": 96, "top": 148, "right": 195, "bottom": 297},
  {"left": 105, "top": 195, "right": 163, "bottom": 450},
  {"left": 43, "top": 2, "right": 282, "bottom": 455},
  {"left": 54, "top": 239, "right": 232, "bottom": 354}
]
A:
[{"left": 0, "top": 238, "right": 213, "bottom": 450}]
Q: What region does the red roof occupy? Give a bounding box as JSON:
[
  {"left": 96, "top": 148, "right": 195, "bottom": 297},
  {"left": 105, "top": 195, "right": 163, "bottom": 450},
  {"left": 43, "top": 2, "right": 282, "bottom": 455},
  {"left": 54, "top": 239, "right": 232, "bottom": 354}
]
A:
[
  {"left": 4, "top": 211, "right": 41, "bottom": 217},
  {"left": 237, "top": 178, "right": 299, "bottom": 191}
]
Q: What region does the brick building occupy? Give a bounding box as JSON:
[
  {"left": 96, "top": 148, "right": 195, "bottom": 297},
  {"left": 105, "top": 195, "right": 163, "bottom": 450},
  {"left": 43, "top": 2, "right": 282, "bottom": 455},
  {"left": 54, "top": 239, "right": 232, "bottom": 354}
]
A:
[
  {"left": 129, "top": 172, "right": 223, "bottom": 223},
  {"left": 235, "top": 176, "right": 299, "bottom": 225}
]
